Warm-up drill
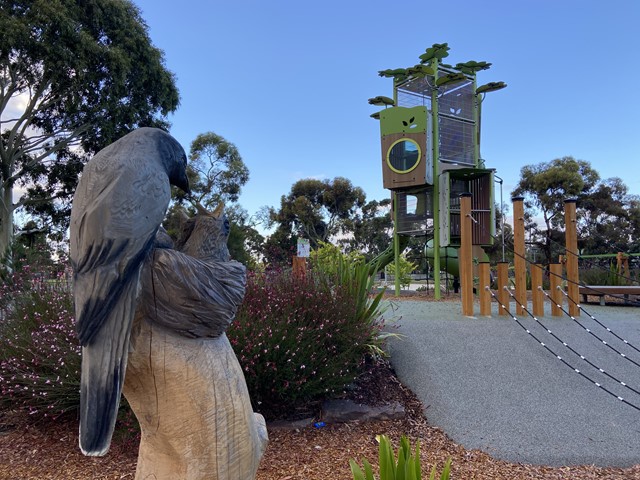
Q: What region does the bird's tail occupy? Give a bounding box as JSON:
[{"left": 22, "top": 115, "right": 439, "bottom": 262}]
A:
[{"left": 79, "top": 279, "right": 138, "bottom": 456}]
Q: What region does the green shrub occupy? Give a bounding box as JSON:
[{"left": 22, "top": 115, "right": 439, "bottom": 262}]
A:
[
  {"left": 350, "top": 435, "right": 451, "bottom": 480},
  {"left": 1, "top": 243, "right": 389, "bottom": 422},
  {"left": 229, "top": 264, "right": 387, "bottom": 418},
  {"left": 579, "top": 261, "right": 631, "bottom": 286},
  {"left": 310, "top": 242, "right": 366, "bottom": 274},
  {"left": 310, "top": 242, "right": 389, "bottom": 357},
  {"left": 385, "top": 256, "right": 417, "bottom": 289},
  {"left": 0, "top": 263, "right": 81, "bottom": 418}
]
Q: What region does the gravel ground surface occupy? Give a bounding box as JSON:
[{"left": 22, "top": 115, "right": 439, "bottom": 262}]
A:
[{"left": 386, "top": 299, "right": 640, "bottom": 467}]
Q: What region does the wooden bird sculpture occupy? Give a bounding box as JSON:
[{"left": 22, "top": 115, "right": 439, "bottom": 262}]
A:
[
  {"left": 70, "top": 127, "right": 189, "bottom": 456},
  {"left": 123, "top": 204, "right": 268, "bottom": 480}
]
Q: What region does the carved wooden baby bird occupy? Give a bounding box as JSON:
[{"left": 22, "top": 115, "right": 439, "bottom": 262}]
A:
[{"left": 123, "top": 203, "right": 268, "bottom": 480}]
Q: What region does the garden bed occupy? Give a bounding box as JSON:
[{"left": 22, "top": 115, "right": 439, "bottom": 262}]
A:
[{"left": 1, "top": 357, "right": 637, "bottom": 479}]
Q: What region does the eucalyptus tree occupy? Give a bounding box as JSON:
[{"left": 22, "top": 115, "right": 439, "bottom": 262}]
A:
[
  {"left": 0, "top": 0, "right": 179, "bottom": 256},
  {"left": 267, "top": 177, "right": 366, "bottom": 246},
  {"left": 512, "top": 156, "right": 639, "bottom": 262},
  {"left": 172, "top": 132, "right": 250, "bottom": 208}
]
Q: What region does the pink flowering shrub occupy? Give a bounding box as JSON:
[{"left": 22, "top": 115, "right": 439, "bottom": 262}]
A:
[
  {"left": 0, "top": 263, "right": 81, "bottom": 418},
  {"left": 229, "top": 267, "right": 386, "bottom": 418},
  {"left": 0, "top": 247, "right": 387, "bottom": 423}
]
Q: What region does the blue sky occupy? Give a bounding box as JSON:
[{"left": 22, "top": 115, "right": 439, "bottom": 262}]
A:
[{"left": 133, "top": 0, "right": 640, "bottom": 226}]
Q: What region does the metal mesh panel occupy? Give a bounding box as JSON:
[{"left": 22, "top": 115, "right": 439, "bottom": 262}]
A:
[
  {"left": 396, "top": 70, "right": 476, "bottom": 166},
  {"left": 397, "top": 76, "right": 434, "bottom": 109},
  {"left": 439, "top": 116, "right": 475, "bottom": 165},
  {"left": 438, "top": 80, "right": 474, "bottom": 121},
  {"left": 396, "top": 189, "right": 434, "bottom": 236}
]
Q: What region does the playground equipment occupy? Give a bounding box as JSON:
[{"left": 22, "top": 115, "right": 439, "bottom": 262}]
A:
[
  {"left": 467, "top": 196, "right": 581, "bottom": 317},
  {"left": 468, "top": 196, "right": 640, "bottom": 317},
  {"left": 370, "top": 43, "right": 506, "bottom": 297}
]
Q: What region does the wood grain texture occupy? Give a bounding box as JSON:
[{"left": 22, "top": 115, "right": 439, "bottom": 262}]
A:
[
  {"left": 123, "top": 210, "right": 267, "bottom": 479},
  {"left": 124, "top": 322, "right": 268, "bottom": 480},
  {"left": 70, "top": 127, "right": 188, "bottom": 456}
]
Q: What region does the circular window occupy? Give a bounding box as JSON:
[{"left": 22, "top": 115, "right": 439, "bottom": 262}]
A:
[{"left": 387, "top": 139, "right": 421, "bottom": 174}]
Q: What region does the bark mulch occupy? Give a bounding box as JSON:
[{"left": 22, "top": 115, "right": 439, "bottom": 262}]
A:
[{"left": 2, "top": 359, "right": 639, "bottom": 479}]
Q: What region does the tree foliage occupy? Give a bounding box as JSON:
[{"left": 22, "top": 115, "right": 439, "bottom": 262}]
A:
[
  {"left": 225, "top": 204, "right": 264, "bottom": 269},
  {"left": 173, "top": 132, "right": 249, "bottom": 208},
  {"left": 512, "top": 156, "right": 639, "bottom": 263},
  {"left": 340, "top": 198, "right": 393, "bottom": 259},
  {"left": 162, "top": 131, "right": 257, "bottom": 266},
  {"left": 578, "top": 177, "right": 637, "bottom": 254},
  {"left": 0, "top": 0, "right": 180, "bottom": 254},
  {"left": 264, "top": 177, "right": 366, "bottom": 264},
  {"left": 272, "top": 177, "right": 366, "bottom": 245}
]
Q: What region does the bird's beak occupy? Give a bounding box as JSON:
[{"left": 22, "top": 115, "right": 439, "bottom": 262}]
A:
[{"left": 178, "top": 172, "right": 190, "bottom": 194}]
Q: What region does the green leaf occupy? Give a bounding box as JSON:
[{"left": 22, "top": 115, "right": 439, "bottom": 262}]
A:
[
  {"left": 454, "top": 60, "right": 492, "bottom": 74},
  {"left": 435, "top": 72, "right": 467, "bottom": 87},
  {"left": 397, "top": 446, "right": 406, "bottom": 479},
  {"left": 415, "top": 441, "right": 422, "bottom": 480},
  {"left": 475, "top": 81, "right": 507, "bottom": 94},
  {"left": 379, "top": 435, "right": 395, "bottom": 480},
  {"left": 406, "top": 459, "right": 416, "bottom": 480},
  {"left": 363, "top": 459, "right": 375, "bottom": 480},
  {"left": 419, "top": 43, "right": 450, "bottom": 63},
  {"left": 368, "top": 96, "right": 396, "bottom": 107},
  {"left": 400, "top": 436, "right": 410, "bottom": 459},
  {"left": 429, "top": 465, "right": 437, "bottom": 480},
  {"left": 350, "top": 459, "right": 366, "bottom": 480},
  {"left": 440, "top": 458, "right": 452, "bottom": 480}
]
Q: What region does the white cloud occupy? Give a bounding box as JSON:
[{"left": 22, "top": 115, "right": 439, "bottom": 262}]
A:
[
  {"left": 1, "top": 91, "right": 30, "bottom": 127},
  {"left": 290, "top": 172, "right": 328, "bottom": 182}
]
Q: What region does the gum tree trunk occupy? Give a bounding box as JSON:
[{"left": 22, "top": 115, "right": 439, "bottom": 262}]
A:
[{"left": 0, "top": 184, "right": 14, "bottom": 260}]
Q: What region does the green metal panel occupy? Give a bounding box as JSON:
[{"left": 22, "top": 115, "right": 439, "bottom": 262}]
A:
[
  {"left": 431, "top": 59, "right": 441, "bottom": 299},
  {"left": 439, "top": 171, "right": 451, "bottom": 247},
  {"left": 393, "top": 190, "right": 401, "bottom": 296},
  {"left": 380, "top": 106, "right": 428, "bottom": 137}
]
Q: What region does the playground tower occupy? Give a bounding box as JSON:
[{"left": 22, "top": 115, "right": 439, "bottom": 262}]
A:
[{"left": 370, "top": 43, "right": 506, "bottom": 296}]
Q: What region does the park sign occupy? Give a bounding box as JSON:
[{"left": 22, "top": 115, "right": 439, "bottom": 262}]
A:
[{"left": 297, "top": 238, "right": 310, "bottom": 258}]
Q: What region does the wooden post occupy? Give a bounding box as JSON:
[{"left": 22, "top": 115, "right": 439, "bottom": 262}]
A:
[
  {"left": 549, "top": 263, "right": 562, "bottom": 317},
  {"left": 459, "top": 193, "right": 474, "bottom": 316},
  {"left": 617, "top": 252, "right": 630, "bottom": 282},
  {"left": 496, "top": 262, "right": 509, "bottom": 316},
  {"left": 479, "top": 262, "right": 491, "bottom": 316},
  {"left": 564, "top": 199, "right": 579, "bottom": 317},
  {"left": 512, "top": 196, "right": 527, "bottom": 315},
  {"left": 530, "top": 263, "right": 544, "bottom": 317},
  {"left": 292, "top": 256, "right": 307, "bottom": 278}
]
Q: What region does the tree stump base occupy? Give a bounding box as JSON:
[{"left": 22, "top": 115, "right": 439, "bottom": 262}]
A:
[{"left": 124, "top": 319, "right": 268, "bottom": 480}]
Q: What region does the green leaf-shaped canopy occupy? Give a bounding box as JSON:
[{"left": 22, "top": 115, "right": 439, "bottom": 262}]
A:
[{"left": 419, "top": 43, "right": 450, "bottom": 64}]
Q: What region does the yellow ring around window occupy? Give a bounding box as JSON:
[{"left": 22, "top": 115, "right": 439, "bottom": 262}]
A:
[{"left": 386, "top": 138, "right": 421, "bottom": 174}]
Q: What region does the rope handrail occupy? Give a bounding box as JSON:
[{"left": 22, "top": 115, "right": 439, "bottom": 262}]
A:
[
  {"left": 476, "top": 220, "right": 640, "bottom": 306},
  {"left": 557, "top": 287, "right": 640, "bottom": 356},
  {"left": 487, "top": 287, "right": 640, "bottom": 412},
  {"left": 539, "top": 287, "right": 640, "bottom": 369}
]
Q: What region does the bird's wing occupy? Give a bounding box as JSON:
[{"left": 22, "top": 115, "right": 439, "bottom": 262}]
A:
[
  {"left": 71, "top": 161, "right": 171, "bottom": 344},
  {"left": 138, "top": 249, "right": 246, "bottom": 338},
  {"left": 71, "top": 154, "right": 171, "bottom": 456}
]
